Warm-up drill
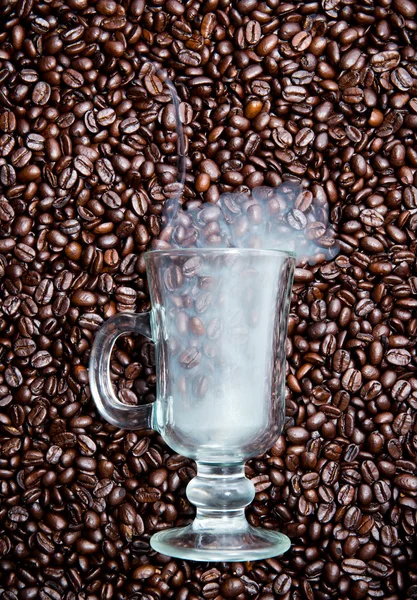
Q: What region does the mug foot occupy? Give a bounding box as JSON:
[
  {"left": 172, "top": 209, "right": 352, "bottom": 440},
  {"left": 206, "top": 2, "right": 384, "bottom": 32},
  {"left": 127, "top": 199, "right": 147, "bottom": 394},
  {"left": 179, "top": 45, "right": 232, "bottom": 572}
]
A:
[{"left": 150, "top": 524, "right": 291, "bottom": 562}]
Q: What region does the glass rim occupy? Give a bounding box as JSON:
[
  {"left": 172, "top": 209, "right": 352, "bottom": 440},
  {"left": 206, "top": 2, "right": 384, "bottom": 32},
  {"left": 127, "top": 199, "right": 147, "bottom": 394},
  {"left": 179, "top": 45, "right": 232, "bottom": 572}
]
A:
[{"left": 145, "top": 247, "right": 297, "bottom": 259}]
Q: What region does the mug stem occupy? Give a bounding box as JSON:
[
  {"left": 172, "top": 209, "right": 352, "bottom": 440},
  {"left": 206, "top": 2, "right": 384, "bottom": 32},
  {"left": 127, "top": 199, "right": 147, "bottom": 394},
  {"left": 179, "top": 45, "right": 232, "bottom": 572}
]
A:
[
  {"left": 150, "top": 461, "right": 291, "bottom": 561},
  {"left": 187, "top": 463, "right": 254, "bottom": 528}
]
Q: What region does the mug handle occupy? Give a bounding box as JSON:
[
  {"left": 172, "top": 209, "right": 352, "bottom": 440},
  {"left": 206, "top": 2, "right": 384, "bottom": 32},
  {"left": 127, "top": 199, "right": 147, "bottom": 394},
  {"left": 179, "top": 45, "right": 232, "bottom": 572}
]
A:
[{"left": 89, "top": 313, "right": 156, "bottom": 431}]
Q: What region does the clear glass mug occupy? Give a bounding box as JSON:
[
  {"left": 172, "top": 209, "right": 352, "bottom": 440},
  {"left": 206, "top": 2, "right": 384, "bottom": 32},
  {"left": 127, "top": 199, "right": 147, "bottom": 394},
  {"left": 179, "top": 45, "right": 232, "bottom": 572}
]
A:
[{"left": 89, "top": 248, "right": 295, "bottom": 561}]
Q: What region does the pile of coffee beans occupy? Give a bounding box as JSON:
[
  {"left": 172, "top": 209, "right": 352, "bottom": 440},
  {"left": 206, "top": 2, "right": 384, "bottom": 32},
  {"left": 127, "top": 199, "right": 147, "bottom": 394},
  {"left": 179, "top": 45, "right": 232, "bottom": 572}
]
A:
[{"left": 0, "top": 0, "right": 417, "bottom": 598}]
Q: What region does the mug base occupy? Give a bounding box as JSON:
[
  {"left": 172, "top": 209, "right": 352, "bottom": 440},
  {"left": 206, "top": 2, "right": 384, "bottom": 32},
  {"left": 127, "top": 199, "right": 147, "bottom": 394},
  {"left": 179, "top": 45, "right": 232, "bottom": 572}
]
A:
[{"left": 150, "top": 524, "right": 291, "bottom": 562}]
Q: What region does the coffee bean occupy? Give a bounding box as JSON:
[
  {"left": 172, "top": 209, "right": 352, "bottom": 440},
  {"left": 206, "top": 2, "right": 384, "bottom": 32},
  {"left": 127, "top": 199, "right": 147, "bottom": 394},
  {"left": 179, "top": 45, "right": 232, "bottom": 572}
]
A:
[
  {"left": 199, "top": 159, "right": 221, "bottom": 181},
  {"left": 144, "top": 72, "right": 164, "bottom": 94},
  {"left": 5, "top": 366, "right": 23, "bottom": 387},
  {"left": 45, "top": 446, "right": 62, "bottom": 464},
  {"left": 341, "top": 368, "right": 362, "bottom": 392},
  {"left": 14, "top": 338, "right": 36, "bottom": 357},
  {"left": 386, "top": 348, "right": 411, "bottom": 366},
  {"left": 74, "top": 155, "right": 93, "bottom": 176},
  {"left": 164, "top": 265, "right": 183, "bottom": 290},
  {"left": 286, "top": 426, "right": 309, "bottom": 443},
  {"left": 96, "top": 108, "right": 116, "bottom": 127},
  {"left": 244, "top": 20, "right": 261, "bottom": 45},
  {"left": 207, "top": 317, "right": 222, "bottom": 340},
  {"left": 192, "top": 374, "right": 209, "bottom": 398},
  {"left": 256, "top": 34, "right": 279, "bottom": 57},
  {"left": 220, "top": 578, "right": 245, "bottom": 598},
  {"left": 0, "top": 199, "right": 15, "bottom": 221},
  {"left": 295, "top": 128, "right": 314, "bottom": 148},
  {"left": 31, "top": 351, "right": 52, "bottom": 369},
  {"left": 1, "top": 164, "right": 16, "bottom": 186},
  {"left": 179, "top": 347, "right": 201, "bottom": 369},
  {"left": 32, "top": 81, "right": 51, "bottom": 105},
  {"left": 282, "top": 85, "right": 307, "bottom": 103},
  {"left": 96, "top": 158, "right": 114, "bottom": 184},
  {"left": 94, "top": 479, "right": 114, "bottom": 498},
  {"left": 76, "top": 538, "right": 99, "bottom": 555},
  {"left": 394, "top": 0, "right": 417, "bottom": 16},
  {"left": 287, "top": 209, "right": 307, "bottom": 230},
  {"left": 62, "top": 69, "right": 84, "bottom": 88},
  {"left": 14, "top": 243, "right": 36, "bottom": 262},
  {"left": 370, "top": 50, "right": 400, "bottom": 73},
  {"left": 182, "top": 256, "right": 202, "bottom": 277},
  {"left": 273, "top": 573, "right": 292, "bottom": 595},
  {"left": 292, "top": 32, "right": 312, "bottom": 52},
  {"left": 317, "top": 502, "right": 336, "bottom": 523},
  {"left": 8, "top": 506, "right": 29, "bottom": 522},
  {"left": 195, "top": 292, "right": 212, "bottom": 313},
  {"left": 0, "top": 111, "right": 16, "bottom": 132},
  {"left": 394, "top": 474, "right": 417, "bottom": 493},
  {"left": 71, "top": 290, "right": 97, "bottom": 307},
  {"left": 189, "top": 316, "right": 205, "bottom": 336},
  {"left": 342, "top": 558, "right": 366, "bottom": 576}
]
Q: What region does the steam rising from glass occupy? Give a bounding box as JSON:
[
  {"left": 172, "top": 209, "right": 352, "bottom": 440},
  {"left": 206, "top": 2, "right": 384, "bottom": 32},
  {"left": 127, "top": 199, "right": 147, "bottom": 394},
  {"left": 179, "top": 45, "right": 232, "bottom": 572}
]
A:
[{"left": 146, "top": 63, "right": 338, "bottom": 263}]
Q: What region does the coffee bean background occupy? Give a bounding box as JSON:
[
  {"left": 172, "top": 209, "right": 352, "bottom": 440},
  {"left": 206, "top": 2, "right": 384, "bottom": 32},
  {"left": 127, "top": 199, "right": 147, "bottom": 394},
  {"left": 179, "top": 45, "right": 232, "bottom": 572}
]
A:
[{"left": 1, "top": 0, "right": 417, "bottom": 598}]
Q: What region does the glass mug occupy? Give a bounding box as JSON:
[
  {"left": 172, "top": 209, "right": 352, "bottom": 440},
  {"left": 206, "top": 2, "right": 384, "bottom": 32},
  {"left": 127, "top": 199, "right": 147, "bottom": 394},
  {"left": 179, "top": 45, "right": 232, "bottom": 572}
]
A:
[{"left": 89, "top": 248, "right": 295, "bottom": 561}]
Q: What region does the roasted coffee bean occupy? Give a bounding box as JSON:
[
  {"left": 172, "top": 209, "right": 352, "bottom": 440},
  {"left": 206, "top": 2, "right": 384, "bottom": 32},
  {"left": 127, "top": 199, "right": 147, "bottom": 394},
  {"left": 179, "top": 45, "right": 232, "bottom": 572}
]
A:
[
  {"left": 341, "top": 368, "right": 362, "bottom": 392},
  {"left": 273, "top": 573, "right": 292, "bottom": 595},
  {"left": 164, "top": 265, "right": 183, "bottom": 290},
  {"left": 195, "top": 292, "right": 212, "bottom": 313},
  {"left": 182, "top": 256, "right": 202, "bottom": 277},
  {"left": 386, "top": 348, "right": 411, "bottom": 366},
  {"left": 144, "top": 72, "right": 164, "bottom": 94},
  {"left": 192, "top": 374, "right": 209, "bottom": 398},
  {"left": 189, "top": 317, "right": 205, "bottom": 336},
  {"left": 62, "top": 69, "right": 84, "bottom": 88},
  {"left": 220, "top": 578, "right": 245, "bottom": 598},
  {"left": 8, "top": 506, "right": 29, "bottom": 522},
  {"left": 14, "top": 338, "right": 36, "bottom": 357},
  {"left": 342, "top": 558, "right": 366, "bottom": 576},
  {"left": 179, "top": 347, "right": 201, "bottom": 369},
  {"left": 74, "top": 155, "right": 93, "bottom": 176},
  {"left": 32, "top": 81, "right": 51, "bottom": 105},
  {"left": 0, "top": 199, "right": 15, "bottom": 221},
  {"left": 102, "top": 191, "right": 122, "bottom": 209}
]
